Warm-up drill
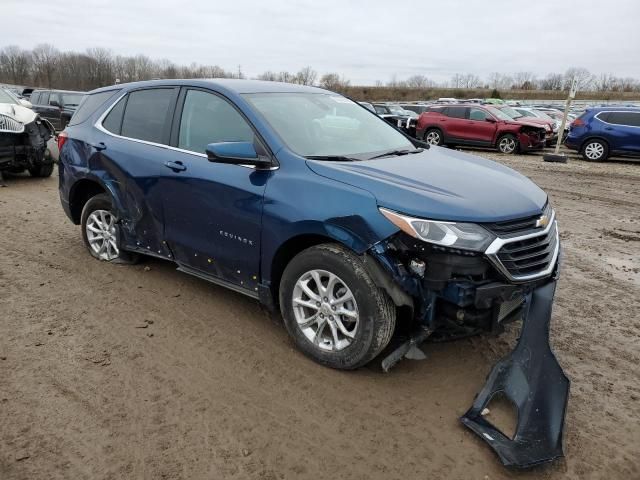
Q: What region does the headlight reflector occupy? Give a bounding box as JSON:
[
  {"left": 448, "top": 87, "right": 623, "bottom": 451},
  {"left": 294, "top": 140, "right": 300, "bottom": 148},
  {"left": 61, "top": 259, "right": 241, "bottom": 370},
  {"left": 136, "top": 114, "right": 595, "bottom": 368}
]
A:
[{"left": 380, "top": 208, "right": 496, "bottom": 252}]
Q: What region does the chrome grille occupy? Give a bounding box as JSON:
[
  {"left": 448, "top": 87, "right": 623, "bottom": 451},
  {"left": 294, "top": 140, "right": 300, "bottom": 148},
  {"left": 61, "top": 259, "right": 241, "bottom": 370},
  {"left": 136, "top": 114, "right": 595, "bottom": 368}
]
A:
[
  {"left": 484, "top": 203, "right": 552, "bottom": 237},
  {"left": 0, "top": 114, "right": 24, "bottom": 133},
  {"left": 485, "top": 209, "right": 560, "bottom": 282}
]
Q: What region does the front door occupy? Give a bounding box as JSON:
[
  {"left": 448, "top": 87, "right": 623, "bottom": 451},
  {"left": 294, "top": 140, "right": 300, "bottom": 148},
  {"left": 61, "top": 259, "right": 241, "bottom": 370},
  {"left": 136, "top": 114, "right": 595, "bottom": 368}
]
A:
[
  {"left": 465, "top": 107, "right": 497, "bottom": 144},
  {"left": 161, "top": 88, "right": 270, "bottom": 291}
]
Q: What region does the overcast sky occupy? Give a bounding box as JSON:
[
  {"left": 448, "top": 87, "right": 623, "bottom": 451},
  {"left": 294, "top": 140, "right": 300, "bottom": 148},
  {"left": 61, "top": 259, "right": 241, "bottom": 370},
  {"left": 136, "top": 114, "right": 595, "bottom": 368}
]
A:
[{"left": 3, "top": 0, "right": 640, "bottom": 84}]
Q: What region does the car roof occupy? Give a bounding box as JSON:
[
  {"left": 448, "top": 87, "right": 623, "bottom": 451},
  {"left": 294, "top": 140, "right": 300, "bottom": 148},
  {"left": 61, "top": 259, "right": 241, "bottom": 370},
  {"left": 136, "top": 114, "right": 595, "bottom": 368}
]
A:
[
  {"left": 587, "top": 106, "right": 640, "bottom": 112},
  {"left": 33, "top": 88, "right": 85, "bottom": 94},
  {"left": 89, "top": 79, "right": 329, "bottom": 95}
]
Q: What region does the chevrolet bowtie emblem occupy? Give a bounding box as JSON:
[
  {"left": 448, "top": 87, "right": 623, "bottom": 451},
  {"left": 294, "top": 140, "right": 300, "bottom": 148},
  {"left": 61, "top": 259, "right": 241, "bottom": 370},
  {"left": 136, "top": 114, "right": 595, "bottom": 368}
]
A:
[{"left": 536, "top": 215, "right": 550, "bottom": 228}]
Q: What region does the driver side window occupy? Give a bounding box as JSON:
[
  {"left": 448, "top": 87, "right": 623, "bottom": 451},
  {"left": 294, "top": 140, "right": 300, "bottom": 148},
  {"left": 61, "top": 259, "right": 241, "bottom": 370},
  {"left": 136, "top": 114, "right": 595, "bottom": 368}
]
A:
[
  {"left": 178, "top": 90, "right": 254, "bottom": 154},
  {"left": 469, "top": 108, "right": 488, "bottom": 121}
]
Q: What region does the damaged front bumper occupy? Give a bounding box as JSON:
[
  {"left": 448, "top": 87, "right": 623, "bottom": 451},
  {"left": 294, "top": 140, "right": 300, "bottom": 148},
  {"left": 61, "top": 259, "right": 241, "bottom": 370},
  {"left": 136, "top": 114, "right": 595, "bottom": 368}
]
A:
[
  {"left": 366, "top": 212, "right": 568, "bottom": 468},
  {"left": 461, "top": 277, "right": 569, "bottom": 468}
]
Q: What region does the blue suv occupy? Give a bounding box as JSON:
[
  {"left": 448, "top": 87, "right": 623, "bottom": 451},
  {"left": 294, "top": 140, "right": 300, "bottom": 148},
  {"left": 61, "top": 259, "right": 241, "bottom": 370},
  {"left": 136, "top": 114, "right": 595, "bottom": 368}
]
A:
[
  {"left": 565, "top": 107, "right": 640, "bottom": 161},
  {"left": 58, "top": 80, "right": 568, "bottom": 466}
]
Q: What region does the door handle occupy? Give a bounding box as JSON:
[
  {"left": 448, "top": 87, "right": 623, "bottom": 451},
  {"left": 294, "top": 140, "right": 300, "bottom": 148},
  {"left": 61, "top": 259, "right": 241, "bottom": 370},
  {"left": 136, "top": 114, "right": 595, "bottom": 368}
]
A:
[
  {"left": 91, "top": 142, "right": 107, "bottom": 151},
  {"left": 164, "top": 160, "right": 186, "bottom": 172}
]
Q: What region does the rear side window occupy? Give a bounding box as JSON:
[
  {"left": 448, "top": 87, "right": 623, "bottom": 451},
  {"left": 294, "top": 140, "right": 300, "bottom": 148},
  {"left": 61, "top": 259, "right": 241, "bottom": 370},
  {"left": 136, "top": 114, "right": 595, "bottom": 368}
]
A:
[
  {"left": 69, "top": 90, "right": 120, "bottom": 126},
  {"left": 445, "top": 106, "right": 467, "bottom": 119},
  {"left": 120, "top": 89, "right": 175, "bottom": 144},
  {"left": 177, "top": 90, "right": 254, "bottom": 154},
  {"left": 102, "top": 96, "right": 127, "bottom": 134},
  {"left": 605, "top": 112, "right": 640, "bottom": 127}
]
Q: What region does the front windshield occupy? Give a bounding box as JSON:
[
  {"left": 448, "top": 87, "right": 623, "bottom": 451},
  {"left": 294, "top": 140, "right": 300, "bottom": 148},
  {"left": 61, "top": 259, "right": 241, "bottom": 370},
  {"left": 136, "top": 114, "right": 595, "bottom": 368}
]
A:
[
  {"left": 244, "top": 93, "right": 414, "bottom": 158},
  {"left": 62, "top": 93, "right": 83, "bottom": 106},
  {"left": 486, "top": 106, "right": 515, "bottom": 121},
  {"left": 0, "top": 89, "right": 19, "bottom": 105},
  {"left": 498, "top": 106, "right": 523, "bottom": 119}
]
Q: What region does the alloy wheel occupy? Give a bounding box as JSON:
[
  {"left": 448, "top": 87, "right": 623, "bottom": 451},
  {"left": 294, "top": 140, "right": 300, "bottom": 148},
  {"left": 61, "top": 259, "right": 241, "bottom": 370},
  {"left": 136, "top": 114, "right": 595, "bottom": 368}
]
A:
[
  {"left": 425, "top": 131, "right": 441, "bottom": 145},
  {"left": 499, "top": 137, "right": 517, "bottom": 153},
  {"left": 584, "top": 142, "right": 604, "bottom": 160},
  {"left": 86, "top": 210, "right": 119, "bottom": 261},
  {"left": 292, "top": 269, "right": 359, "bottom": 351}
]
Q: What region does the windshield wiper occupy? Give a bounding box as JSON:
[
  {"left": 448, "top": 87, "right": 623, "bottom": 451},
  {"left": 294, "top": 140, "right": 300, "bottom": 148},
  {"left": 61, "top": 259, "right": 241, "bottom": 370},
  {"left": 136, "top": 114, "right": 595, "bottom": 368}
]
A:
[
  {"left": 305, "top": 155, "right": 358, "bottom": 162},
  {"left": 368, "top": 148, "right": 424, "bottom": 160}
]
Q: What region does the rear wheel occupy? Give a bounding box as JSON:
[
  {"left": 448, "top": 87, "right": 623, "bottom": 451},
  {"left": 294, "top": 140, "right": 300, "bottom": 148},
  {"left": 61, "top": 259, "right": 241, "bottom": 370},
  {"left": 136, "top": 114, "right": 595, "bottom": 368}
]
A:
[
  {"left": 497, "top": 134, "right": 518, "bottom": 154},
  {"left": 28, "top": 163, "right": 54, "bottom": 177},
  {"left": 423, "top": 128, "right": 444, "bottom": 146},
  {"left": 279, "top": 244, "right": 396, "bottom": 369},
  {"left": 81, "top": 194, "right": 138, "bottom": 264},
  {"left": 582, "top": 139, "right": 608, "bottom": 161}
]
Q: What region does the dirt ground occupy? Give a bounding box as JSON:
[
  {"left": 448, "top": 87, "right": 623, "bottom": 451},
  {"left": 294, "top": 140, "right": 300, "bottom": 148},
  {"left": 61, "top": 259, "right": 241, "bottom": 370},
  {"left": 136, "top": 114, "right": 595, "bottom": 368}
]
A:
[{"left": 1, "top": 151, "right": 639, "bottom": 480}]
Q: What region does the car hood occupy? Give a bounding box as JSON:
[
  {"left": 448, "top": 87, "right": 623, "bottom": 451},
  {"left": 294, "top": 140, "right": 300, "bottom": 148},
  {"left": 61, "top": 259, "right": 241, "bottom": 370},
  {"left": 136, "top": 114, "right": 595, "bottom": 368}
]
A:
[
  {"left": 0, "top": 103, "right": 37, "bottom": 125},
  {"left": 306, "top": 146, "right": 548, "bottom": 222},
  {"left": 504, "top": 119, "right": 547, "bottom": 130}
]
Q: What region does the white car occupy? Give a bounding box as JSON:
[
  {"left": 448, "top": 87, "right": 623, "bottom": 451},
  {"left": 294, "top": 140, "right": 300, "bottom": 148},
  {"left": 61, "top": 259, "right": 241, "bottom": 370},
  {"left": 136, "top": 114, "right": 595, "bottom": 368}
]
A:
[{"left": 0, "top": 88, "right": 55, "bottom": 184}]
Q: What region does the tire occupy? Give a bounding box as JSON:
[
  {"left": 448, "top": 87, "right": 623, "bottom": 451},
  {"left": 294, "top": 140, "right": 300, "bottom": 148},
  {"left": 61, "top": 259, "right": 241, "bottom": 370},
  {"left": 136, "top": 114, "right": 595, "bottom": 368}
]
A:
[
  {"left": 582, "top": 139, "right": 609, "bottom": 161},
  {"left": 80, "top": 193, "right": 138, "bottom": 264},
  {"left": 28, "top": 163, "right": 54, "bottom": 177},
  {"left": 497, "top": 134, "right": 518, "bottom": 154},
  {"left": 423, "top": 128, "right": 444, "bottom": 146},
  {"left": 279, "top": 244, "right": 396, "bottom": 370}
]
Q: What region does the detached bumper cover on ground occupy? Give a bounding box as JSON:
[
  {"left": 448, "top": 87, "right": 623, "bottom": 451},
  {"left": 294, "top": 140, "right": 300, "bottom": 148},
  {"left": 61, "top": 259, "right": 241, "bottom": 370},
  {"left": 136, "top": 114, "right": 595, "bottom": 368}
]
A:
[{"left": 461, "top": 278, "right": 570, "bottom": 468}]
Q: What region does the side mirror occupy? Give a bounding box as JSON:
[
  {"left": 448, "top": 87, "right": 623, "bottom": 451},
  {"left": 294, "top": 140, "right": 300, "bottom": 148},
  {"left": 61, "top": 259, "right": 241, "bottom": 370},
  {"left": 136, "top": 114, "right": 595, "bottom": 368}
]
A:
[
  {"left": 485, "top": 116, "right": 497, "bottom": 123},
  {"left": 206, "top": 142, "right": 272, "bottom": 168},
  {"left": 50, "top": 100, "right": 61, "bottom": 108},
  {"left": 19, "top": 99, "right": 32, "bottom": 108}
]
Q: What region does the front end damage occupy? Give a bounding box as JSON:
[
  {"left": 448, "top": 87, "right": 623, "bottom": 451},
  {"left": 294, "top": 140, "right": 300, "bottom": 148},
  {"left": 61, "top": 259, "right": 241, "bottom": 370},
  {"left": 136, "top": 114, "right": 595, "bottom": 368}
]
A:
[
  {"left": 517, "top": 125, "right": 547, "bottom": 152},
  {"left": 366, "top": 205, "right": 568, "bottom": 468},
  {"left": 0, "top": 105, "right": 55, "bottom": 184}
]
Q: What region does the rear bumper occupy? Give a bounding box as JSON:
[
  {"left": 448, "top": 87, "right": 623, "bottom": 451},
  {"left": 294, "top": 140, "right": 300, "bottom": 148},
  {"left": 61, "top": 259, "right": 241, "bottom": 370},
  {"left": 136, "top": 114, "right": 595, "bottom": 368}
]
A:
[{"left": 564, "top": 136, "right": 580, "bottom": 151}]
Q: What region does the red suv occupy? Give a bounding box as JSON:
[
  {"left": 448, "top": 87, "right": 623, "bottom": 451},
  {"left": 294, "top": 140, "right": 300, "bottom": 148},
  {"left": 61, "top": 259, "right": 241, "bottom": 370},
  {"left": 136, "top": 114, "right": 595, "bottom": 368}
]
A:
[{"left": 416, "top": 104, "right": 547, "bottom": 154}]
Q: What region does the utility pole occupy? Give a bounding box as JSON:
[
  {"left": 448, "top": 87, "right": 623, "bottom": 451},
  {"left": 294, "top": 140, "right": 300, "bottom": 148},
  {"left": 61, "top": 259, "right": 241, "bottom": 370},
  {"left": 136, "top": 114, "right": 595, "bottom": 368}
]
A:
[{"left": 544, "top": 78, "right": 577, "bottom": 163}]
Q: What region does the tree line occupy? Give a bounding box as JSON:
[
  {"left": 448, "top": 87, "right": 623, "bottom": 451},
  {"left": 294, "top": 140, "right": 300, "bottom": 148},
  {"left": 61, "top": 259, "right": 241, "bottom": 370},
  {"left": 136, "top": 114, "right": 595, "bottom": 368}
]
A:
[{"left": 1, "top": 44, "right": 638, "bottom": 94}]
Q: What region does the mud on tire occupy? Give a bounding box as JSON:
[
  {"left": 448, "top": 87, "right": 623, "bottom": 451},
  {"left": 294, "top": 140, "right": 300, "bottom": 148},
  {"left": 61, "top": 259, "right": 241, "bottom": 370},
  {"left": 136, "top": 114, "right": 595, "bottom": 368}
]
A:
[{"left": 279, "top": 243, "right": 396, "bottom": 370}]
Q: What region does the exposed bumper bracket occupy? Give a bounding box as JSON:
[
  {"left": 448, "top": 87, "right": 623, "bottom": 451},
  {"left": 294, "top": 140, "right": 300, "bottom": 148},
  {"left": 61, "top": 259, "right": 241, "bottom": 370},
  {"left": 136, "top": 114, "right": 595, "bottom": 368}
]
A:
[{"left": 460, "top": 279, "right": 569, "bottom": 468}]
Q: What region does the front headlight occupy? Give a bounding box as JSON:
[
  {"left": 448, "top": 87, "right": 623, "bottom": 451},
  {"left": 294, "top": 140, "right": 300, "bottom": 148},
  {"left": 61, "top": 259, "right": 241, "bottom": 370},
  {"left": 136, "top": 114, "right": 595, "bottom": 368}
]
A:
[{"left": 379, "top": 208, "right": 496, "bottom": 252}]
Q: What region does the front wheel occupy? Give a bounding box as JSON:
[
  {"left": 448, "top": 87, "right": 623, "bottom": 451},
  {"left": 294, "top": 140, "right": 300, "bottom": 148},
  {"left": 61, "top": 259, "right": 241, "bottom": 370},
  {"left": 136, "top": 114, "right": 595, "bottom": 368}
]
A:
[
  {"left": 497, "top": 134, "right": 518, "bottom": 154},
  {"left": 582, "top": 139, "right": 609, "bottom": 161},
  {"left": 279, "top": 244, "right": 396, "bottom": 369},
  {"left": 423, "top": 128, "right": 444, "bottom": 146},
  {"left": 81, "top": 194, "right": 138, "bottom": 264}
]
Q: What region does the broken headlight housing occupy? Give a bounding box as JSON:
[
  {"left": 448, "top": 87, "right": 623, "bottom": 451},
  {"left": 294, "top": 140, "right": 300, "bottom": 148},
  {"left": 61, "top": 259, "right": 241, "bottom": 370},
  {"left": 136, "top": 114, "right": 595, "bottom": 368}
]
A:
[{"left": 379, "top": 208, "right": 496, "bottom": 252}]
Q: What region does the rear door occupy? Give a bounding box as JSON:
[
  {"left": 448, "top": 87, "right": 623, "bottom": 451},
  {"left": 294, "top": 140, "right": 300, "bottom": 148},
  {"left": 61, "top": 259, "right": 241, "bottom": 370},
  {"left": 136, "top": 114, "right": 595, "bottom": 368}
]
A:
[
  {"left": 444, "top": 106, "right": 471, "bottom": 141},
  {"left": 603, "top": 112, "right": 640, "bottom": 153},
  {"left": 97, "top": 87, "right": 180, "bottom": 254}
]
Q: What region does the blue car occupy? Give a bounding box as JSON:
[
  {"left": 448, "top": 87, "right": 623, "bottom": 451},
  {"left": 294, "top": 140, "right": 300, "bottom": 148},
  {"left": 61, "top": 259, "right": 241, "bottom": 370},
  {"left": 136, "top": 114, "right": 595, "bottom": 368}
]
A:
[
  {"left": 58, "top": 79, "right": 568, "bottom": 466},
  {"left": 565, "top": 107, "right": 640, "bottom": 161}
]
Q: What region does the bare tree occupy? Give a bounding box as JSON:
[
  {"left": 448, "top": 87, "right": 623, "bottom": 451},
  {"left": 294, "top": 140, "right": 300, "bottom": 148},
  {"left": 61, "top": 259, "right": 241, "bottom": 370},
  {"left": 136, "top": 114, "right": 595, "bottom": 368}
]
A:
[
  {"left": 319, "top": 73, "right": 350, "bottom": 90},
  {"left": 487, "top": 72, "right": 512, "bottom": 90},
  {"left": 31, "top": 44, "right": 59, "bottom": 87},
  {"left": 295, "top": 66, "right": 317, "bottom": 86},
  {"left": 0, "top": 45, "right": 31, "bottom": 85},
  {"left": 405, "top": 75, "right": 434, "bottom": 89},
  {"left": 563, "top": 67, "right": 594, "bottom": 92},
  {"left": 538, "top": 73, "right": 563, "bottom": 91},
  {"left": 512, "top": 71, "right": 536, "bottom": 89}
]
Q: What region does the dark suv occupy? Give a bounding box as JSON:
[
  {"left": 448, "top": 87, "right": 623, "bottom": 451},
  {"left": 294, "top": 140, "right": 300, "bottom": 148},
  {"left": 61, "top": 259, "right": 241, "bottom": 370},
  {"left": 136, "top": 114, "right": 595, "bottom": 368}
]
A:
[
  {"left": 30, "top": 89, "right": 85, "bottom": 131},
  {"left": 57, "top": 80, "right": 568, "bottom": 467},
  {"left": 416, "top": 104, "right": 547, "bottom": 154},
  {"left": 565, "top": 107, "right": 640, "bottom": 161}
]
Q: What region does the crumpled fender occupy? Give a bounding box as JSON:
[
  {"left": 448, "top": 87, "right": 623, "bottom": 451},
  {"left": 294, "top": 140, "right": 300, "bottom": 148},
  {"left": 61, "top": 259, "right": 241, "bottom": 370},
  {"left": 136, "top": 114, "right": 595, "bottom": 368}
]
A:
[{"left": 461, "top": 279, "right": 569, "bottom": 468}]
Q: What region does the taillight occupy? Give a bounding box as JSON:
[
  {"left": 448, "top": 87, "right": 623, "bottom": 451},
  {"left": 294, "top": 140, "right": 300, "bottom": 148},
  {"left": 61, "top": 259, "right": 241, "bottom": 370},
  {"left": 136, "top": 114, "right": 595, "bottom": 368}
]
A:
[
  {"left": 571, "top": 118, "right": 585, "bottom": 127},
  {"left": 57, "top": 131, "right": 68, "bottom": 151}
]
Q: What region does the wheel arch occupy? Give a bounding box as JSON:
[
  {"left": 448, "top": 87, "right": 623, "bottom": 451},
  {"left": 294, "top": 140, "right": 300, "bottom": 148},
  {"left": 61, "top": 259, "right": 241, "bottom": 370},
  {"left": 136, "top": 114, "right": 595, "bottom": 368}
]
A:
[
  {"left": 68, "top": 177, "right": 111, "bottom": 224},
  {"left": 579, "top": 135, "right": 610, "bottom": 152}
]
